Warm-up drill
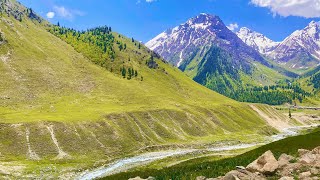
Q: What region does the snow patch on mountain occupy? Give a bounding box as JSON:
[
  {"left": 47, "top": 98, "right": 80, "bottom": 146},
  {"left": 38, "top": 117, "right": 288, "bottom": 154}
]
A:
[
  {"left": 236, "top": 27, "right": 279, "bottom": 54},
  {"left": 270, "top": 21, "right": 320, "bottom": 64},
  {"left": 236, "top": 21, "right": 320, "bottom": 70},
  {"left": 146, "top": 13, "right": 263, "bottom": 67}
]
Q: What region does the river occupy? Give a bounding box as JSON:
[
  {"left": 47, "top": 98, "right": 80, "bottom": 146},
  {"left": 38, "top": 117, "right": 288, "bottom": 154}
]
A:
[{"left": 77, "top": 124, "right": 319, "bottom": 180}]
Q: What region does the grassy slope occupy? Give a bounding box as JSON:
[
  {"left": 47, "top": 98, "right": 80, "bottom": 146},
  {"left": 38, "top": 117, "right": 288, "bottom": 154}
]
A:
[
  {"left": 0, "top": 16, "right": 232, "bottom": 123},
  {"left": 182, "top": 46, "right": 290, "bottom": 89},
  {"left": 0, "top": 10, "right": 296, "bottom": 177},
  {"left": 104, "top": 128, "right": 320, "bottom": 180},
  {"left": 242, "top": 62, "right": 288, "bottom": 86},
  {"left": 296, "top": 69, "right": 320, "bottom": 106}
]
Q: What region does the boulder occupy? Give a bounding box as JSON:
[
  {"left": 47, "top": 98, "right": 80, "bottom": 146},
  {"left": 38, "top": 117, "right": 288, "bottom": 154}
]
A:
[
  {"left": 246, "top": 150, "right": 278, "bottom": 174},
  {"left": 196, "top": 176, "right": 207, "bottom": 180},
  {"left": 299, "top": 171, "right": 311, "bottom": 179},
  {"left": 310, "top": 167, "right": 319, "bottom": 175},
  {"left": 279, "top": 177, "right": 294, "bottom": 180},
  {"left": 223, "top": 171, "right": 240, "bottom": 180},
  {"left": 298, "top": 149, "right": 310, "bottom": 157},
  {"left": 278, "top": 154, "right": 294, "bottom": 168},
  {"left": 312, "top": 146, "right": 320, "bottom": 154},
  {"left": 299, "top": 152, "right": 317, "bottom": 165},
  {"left": 223, "top": 170, "right": 266, "bottom": 180},
  {"left": 280, "top": 163, "right": 299, "bottom": 176}
]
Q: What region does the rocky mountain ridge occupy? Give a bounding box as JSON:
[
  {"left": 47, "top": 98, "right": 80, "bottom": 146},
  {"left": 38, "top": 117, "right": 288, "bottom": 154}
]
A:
[
  {"left": 146, "top": 13, "right": 266, "bottom": 68},
  {"left": 236, "top": 27, "right": 279, "bottom": 55},
  {"left": 237, "top": 21, "right": 320, "bottom": 71}
]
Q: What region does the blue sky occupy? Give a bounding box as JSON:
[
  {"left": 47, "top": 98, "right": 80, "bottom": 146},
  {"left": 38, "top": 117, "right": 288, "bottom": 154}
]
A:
[{"left": 19, "top": 0, "right": 320, "bottom": 43}]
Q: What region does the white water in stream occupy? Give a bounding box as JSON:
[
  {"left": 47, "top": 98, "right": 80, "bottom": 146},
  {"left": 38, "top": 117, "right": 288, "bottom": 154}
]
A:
[{"left": 77, "top": 124, "right": 319, "bottom": 180}]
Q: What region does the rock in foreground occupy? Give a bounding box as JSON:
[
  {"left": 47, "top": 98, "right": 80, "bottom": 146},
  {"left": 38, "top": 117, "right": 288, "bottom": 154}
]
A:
[{"left": 196, "top": 146, "right": 320, "bottom": 180}]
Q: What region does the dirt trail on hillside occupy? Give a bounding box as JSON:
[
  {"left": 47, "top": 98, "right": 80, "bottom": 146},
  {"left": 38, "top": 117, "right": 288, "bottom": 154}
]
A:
[
  {"left": 25, "top": 128, "right": 41, "bottom": 160},
  {"left": 46, "top": 125, "right": 71, "bottom": 160},
  {"left": 249, "top": 105, "right": 292, "bottom": 131}
]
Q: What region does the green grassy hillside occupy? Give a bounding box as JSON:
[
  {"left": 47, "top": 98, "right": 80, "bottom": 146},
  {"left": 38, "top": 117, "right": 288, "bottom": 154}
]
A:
[
  {"left": 0, "top": 0, "right": 300, "bottom": 178},
  {"left": 295, "top": 68, "right": 320, "bottom": 105}
]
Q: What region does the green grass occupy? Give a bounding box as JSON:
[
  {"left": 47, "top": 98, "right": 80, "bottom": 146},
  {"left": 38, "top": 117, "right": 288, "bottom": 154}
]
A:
[{"left": 103, "top": 128, "right": 320, "bottom": 180}]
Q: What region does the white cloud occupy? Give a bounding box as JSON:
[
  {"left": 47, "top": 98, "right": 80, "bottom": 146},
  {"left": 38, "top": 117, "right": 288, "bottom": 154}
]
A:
[
  {"left": 251, "top": 0, "right": 320, "bottom": 18},
  {"left": 227, "top": 23, "right": 239, "bottom": 31},
  {"left": 53, "top": 6, "right": 85, "bottom": 20},
  {"left": 46, "top": 12, "right": 55, "bottom": 19}
]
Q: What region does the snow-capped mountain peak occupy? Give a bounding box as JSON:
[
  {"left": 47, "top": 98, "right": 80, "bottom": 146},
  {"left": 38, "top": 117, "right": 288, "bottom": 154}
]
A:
[
  {"left": 307, "top": 20, "right": 319, "bottom": 28},
  {"left": 236, "top": 27, "right": 279, "bottom": 54},
  {"left": 146, "top": 13, "right": 229, "bottom": 66},
  {"left": 268, "top": 21, "right": 320, "bottom": 70},
  {"left": 146, "top": 13, "right": 264, "bottom": 67},
  {"left": 146, "top": 13, "right": 222, "bottom": 52}
]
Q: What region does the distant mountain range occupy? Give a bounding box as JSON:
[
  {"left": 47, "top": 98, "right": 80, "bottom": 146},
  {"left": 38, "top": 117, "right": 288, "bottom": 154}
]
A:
[
  {"left": 147, "top": 14, "right": 320, "bottom": 73},
  {"left": 146, "top": 13, "right": 320, "bottom": 104},
  {"left": 237, "top": 21, "right": 320, "bottom": 71},
  {"left": 146, "top": 13, "right": 301, "bottom": 101}
]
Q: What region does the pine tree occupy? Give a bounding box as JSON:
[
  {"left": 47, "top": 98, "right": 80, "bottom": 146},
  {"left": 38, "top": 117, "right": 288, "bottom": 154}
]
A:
[
  {"left": 0, "top": 32, "right": 3, "bottom": 42},
  {"left": 127, "top": 68, "right": 132, "bottom": 80},
  {"left": 121, "top": 67, "right": 126, "bottom": 78},
  {"left": 289, "top": 108, "right": 292, "bottom": 118}
]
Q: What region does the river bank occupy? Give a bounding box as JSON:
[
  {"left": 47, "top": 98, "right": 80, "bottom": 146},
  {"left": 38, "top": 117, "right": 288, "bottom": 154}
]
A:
[{"left": 77, "top": 124, "right": 319, "bottom": 180}]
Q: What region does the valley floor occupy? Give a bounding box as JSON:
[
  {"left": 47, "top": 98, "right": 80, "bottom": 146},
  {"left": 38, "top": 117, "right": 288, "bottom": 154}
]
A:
[{"left": 0, "top": 107, "right": 318, "bottom": 179}]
